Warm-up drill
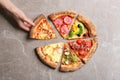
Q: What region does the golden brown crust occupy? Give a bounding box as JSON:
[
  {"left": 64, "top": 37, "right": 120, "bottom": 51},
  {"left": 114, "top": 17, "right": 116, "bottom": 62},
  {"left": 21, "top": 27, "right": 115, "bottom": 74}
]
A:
[
  {"left": 48, "top": 10, "right": 76, "bottom": 21},
  {"left": 60, "top": 61, "right": 84, "bottom": 72},
  {"left": 30, "top": 14, "right": 45, "bottom": 38},
  {"left": 77, "top": 14, "right": 97, "bottom": 37},
  {"left": 82, "top": 38, "right": 98, "bottom": 63},
  {"left": 30, "top": 14, "right": 57, "bottom": 39},
  {"left": 36, "top": 47, "right": 58, "bottom": 69}
]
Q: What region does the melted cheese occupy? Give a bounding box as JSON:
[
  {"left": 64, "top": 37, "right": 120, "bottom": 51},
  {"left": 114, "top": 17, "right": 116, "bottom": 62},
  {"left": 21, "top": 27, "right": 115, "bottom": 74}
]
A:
[{"left": 43, "top": 43, "right": 63, "bottom": 62}]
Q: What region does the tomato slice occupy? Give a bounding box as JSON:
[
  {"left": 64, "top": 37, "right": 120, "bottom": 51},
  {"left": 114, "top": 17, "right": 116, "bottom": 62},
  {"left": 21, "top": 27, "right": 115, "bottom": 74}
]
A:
[
  {"left": 76, "top": 39, "right": 83, "bottom": 45},
  {"left": 64, "top": 16, "right": 72, "bottom": 24},
  {"left": 79, "top": 50, "right": 87, "bottom": 58},
  {"left": 54, "top": 18, "right": 63, "bottom": 27}
]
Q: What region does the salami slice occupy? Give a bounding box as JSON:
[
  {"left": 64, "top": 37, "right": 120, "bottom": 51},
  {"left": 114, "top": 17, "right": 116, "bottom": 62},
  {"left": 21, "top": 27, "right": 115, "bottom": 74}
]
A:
[
  {"left": 54, "top": 18, "right": 63, "bottom": 27},
  {"left": 60, "top": 24, "right": 69, "bottom": 34},
  {"left": 64, "top": 16, "right": 72, "bottom": 25}
]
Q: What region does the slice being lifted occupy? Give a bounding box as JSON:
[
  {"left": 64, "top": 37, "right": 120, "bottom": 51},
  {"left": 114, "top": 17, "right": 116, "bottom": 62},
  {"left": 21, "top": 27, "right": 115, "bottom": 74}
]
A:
[
  {"left": 30, "top": 14, "right": 57, "bottom": 40},
  {"left": 68, "top": 14, "right": 97, "bottom": 39},
  {"left": 36, "top": 42, "right": 64, "bottom": 69},
  {"left": 48, "top": 11, "right": 76, "bottom": 39},
  {"left": 60, "top": 43, "right": 84, "bottom": 72},
  {"left": 68, "top": 38, "right": 98, "bottom": 63}
]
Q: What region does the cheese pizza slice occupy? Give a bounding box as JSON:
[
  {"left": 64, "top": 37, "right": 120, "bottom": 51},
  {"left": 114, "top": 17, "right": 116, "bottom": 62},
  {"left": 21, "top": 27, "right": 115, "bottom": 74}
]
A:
[
  {"left": 59, "top": 43, "right": 84, "bottom": 72},
  {"left": 48, "top": 11, "right": 76, "bottom": 39},
  {"left": 36, "top": 42, "right": 63, "bottom": 69},
  {"left": 68, "top": 14, "right": 97, "bottom": 39},
  {"left": 68, "top": 38, "right": 98, "bottom": 63},
  {"left": 30, "top": 14, "right": 57, "bottom": 40}
]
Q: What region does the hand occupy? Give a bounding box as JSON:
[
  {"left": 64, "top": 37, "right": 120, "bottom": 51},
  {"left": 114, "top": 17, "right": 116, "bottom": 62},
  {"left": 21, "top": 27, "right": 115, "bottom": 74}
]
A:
[
  {"left": 0, "top": 0, "right": 34, "bottom": 31},
  {"left": 12, "top": 8, "right": 34, "bottom": 31}
]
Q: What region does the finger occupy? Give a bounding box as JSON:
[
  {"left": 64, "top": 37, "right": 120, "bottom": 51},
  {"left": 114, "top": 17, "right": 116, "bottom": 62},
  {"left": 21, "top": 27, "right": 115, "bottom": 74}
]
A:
[
  {"left": 22, "top": 17, "right": 34, "bottom": 26},
  {"left": 24, "top": 22, "right": 31, "bottom": 27},
  {"left": 18, "top": 21, "right": 30, "bottom": 31}
]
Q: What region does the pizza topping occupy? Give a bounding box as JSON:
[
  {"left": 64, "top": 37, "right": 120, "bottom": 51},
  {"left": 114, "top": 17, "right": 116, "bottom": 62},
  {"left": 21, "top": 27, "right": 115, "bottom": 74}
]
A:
[
  {"left": 85, "top": 40, "right": 92, "bottom": 48},
  {"left": 54, "top": 18, "right": 63, "bottom": 27},
  {"left": 60, "top": 24, "right": 69, "bottom": 34},
  {"left": 65, "top": 59, "right": 69, "bottom": 64},
  {"left": 64, "top": 51, "right": 70, "bottom": 56},
  {"left": 69, "top": 30, "right": 74, "bottom": 37},
  {"left": 70, "top": 55, "right": 77, "bottom": 62},
  {"left": 79, "top": 50, "right": 87, "bottom": 58},
  {"left": 63, "top": 16, "right": 72, "bottom": 24},
  {"left": 76, "top": 39, "right": 83, "bottom": 45},
  {"left": 68, "top": 21, "right": 85, "bottom": 38}
]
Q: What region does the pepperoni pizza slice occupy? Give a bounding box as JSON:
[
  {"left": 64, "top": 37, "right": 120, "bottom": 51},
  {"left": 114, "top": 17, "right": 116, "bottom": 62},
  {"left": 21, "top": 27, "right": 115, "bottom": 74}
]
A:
[
  {"left": 68, "top": 38, "right": 98, "bottom": 63},
  {"left": 68, "top": 14, "right": 97, "bottom": 39},
  {"left": 36, "top": 42, "right": 64, "bottom": 69},
  {"left": 59, "top": 43, "right": 84, "bottom": 72},
  {"left": 48, "top": 11, "right": 76, "bottom": 39},
  {"left": 30, "top": 14, "right": 57, "bottom": 40}
]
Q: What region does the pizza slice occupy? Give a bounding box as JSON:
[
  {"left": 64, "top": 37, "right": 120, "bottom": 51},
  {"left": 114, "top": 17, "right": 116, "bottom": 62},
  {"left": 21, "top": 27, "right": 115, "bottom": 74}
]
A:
[
  {"left": 68, "top": 38, "right": 98, "bottom": 63},
  {"left": 30, "top": 14, "right": 57, "bottom": 40},
  {"left": 48, "top": 11, "right": 76, "bottom": 39},
  {"left": 68, "top": 14, "right": 97, "bottom": 39},
  {"left": 59, "top": 43, "right": 84, "bottom": 72},
  {"left": 36, "top": 42, "right": 64, "bottom": 69}
]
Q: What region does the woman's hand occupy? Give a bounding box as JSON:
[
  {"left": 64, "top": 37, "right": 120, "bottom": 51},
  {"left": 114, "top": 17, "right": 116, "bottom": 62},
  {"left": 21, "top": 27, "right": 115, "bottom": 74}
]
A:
[
  {"left": 0, "top": 0, "right": 34, "bottom": 31},
  {"left": 12, "top": 8, "right": 34, "bottom": 31}
]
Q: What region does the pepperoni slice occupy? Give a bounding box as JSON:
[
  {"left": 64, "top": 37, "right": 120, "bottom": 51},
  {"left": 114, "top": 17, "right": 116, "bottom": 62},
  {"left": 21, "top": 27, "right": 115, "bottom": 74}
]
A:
[
  {"left": 60, "top": 24, "right": 69, "bottom": 34},
  {"left": 64, "top": 16, "right": 72, "bottom": 24},
  {"left": 54, "top": 18, "right": 63, "bottom": 27}
]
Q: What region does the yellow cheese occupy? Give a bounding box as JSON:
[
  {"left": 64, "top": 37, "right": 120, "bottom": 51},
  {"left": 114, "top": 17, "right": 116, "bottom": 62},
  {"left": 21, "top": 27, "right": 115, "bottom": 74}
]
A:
[{"left": 43, "top": 43, "right": 63, "bottom": 62}]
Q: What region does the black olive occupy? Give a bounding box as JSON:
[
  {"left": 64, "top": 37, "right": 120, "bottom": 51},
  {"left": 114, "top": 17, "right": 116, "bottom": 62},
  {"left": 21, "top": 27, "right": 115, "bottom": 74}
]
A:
[
  {"left": 77, "top": 34, "right": 81, "bottom": 36},
  {"left": 78, "top": 24, "right": 81, "bottom": 28},
  {"left": 83, "top": 34, "right": 87, "bottom": 37}
]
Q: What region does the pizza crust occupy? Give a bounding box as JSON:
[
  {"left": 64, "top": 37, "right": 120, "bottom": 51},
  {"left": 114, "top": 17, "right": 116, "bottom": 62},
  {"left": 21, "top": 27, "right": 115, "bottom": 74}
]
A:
[
  {"left": 60, "top": 61, "right": 84, "bottom": 72},
  {"left": 48, "top": 10, "right": 76, "bottom": 21},
  {"left": 36, "top": 47, "right": 58, "bottom": 69},
  {"left": 82, "top": 38, "right": 98, "bottom": 63},
  {"left": 30, "top": 14, "right": 46, "bottom": 38},
  {"left": 77, "top": 14, "right": 97, "bottom": 37}
]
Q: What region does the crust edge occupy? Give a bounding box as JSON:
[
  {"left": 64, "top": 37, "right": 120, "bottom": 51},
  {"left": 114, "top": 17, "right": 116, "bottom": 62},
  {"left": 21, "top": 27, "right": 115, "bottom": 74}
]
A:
[{"left": 36, "top": 47, "right": 58, "bottom": 69}]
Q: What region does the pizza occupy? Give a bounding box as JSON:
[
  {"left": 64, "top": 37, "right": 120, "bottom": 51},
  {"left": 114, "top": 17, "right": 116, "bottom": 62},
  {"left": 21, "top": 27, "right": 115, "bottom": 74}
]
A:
[
  {"left": 30, "top": 14, "right": 57, "bottom": 40},
  {"left": 48, "top": 11, "right": 76, "bottom": 39},
  {"left": 68, "top": 14, "right": 97, "bottom": 39},
  {"left": 36, "top": 42, "right": 64, "bottom": 69},
  {"left": 59, "top": 43, "right": 84, "bottom": 72},
  {"left": 68, "top": 38, "right": 98, "bottom": 63},
  {"left": 34, "top": 11, "right": 98, "bottom": 72}
]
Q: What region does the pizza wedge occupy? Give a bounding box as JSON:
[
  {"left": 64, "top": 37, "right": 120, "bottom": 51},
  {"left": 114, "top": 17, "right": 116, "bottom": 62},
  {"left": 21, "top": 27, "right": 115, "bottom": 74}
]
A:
[
  {"left": 68, "top": 14, "right": 97, "bottom": 39},
  {"left": 48, "top": 11, "right": 76, "bottom": 39},
  {"left": 68, "top": 38, "right": 98, "bottom": 63},
  {"left": 36, "top": 42, "right": 64, "bottom": 69},
  {"left": 30, "top": 14, "right": 57, "bottom": 40}
]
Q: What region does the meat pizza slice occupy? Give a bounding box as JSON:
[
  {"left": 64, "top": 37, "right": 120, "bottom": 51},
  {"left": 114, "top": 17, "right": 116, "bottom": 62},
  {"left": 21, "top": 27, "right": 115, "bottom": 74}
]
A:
[
  {"left": 30, "top": 14, "right": 57, "bottom": 40},
  {"left": 48, "top": 11, "right": 76, "bottom": 39},
  {"left": 36, "top": 42, "right": 64, "bottom": 69},
  {"left": 68, "top": 38, "right": 98, "bottom": 63},
  {"left": 68, "top": 14, "right": 97, "bottom": 39}
]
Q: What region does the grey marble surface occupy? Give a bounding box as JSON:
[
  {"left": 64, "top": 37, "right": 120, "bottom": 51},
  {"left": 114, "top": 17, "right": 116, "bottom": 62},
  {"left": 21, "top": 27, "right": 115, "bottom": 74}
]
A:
[{"left": 0, "top": 0, "right": 120, "bottom": 80}]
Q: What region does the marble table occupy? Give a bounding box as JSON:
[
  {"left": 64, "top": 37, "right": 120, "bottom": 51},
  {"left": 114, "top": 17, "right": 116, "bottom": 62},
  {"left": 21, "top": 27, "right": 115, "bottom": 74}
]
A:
[{"left": 0, "top": 0, "right": 120, "bottom": 80}]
